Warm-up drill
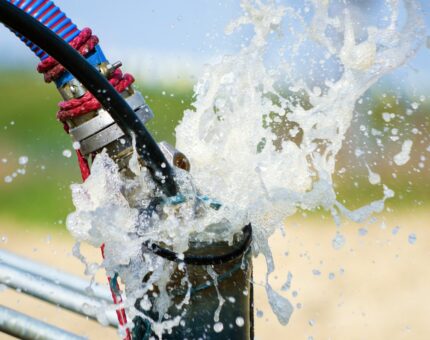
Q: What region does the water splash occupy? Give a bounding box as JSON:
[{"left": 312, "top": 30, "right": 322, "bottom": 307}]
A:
[
  {"left": 394, "top": 139, "right": 413, "bottom": 166},
  {"left": 175, "top": 0, "right": 423, "bottom": 323},
  {"left": 66, "top": 0, "right": 425, "bottom": 337}
]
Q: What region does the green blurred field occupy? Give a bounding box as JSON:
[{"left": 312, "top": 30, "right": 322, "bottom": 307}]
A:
[{"left": 0, "top": 71, "right": 429, "bottom": 227}]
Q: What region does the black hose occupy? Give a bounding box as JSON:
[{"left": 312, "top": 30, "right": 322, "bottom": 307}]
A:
[
  {"left": 0, "top": 0, "right": 178, "bottom": 197},
  {"left": 144, "top": 224, "right": 252, "bottom": 265}
]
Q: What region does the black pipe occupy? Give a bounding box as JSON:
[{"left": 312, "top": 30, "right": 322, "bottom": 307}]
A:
[
  {"left": 145, "top": 224, "right": 252, "bottom": 265},
  {"left": 0, "top": 0, "right": 178, "bottom": 197}
]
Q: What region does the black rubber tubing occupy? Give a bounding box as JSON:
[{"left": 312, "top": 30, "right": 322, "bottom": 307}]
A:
[
  {"left": 0, "top": 0, "right": 178, "bottom": 197},
  {"left": 144, "top": 224, "right": 252, "bottom": 265}
]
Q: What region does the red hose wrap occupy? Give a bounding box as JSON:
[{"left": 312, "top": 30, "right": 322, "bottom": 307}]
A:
[
  {"left": 37, "top": 27, "right": 135, "bottom": 123},
  {"left": 37, "top": 28, "right": 93, "bottom": 75},
  {"left": 57, "top": 69, "right": 134, "bottom": 122}
]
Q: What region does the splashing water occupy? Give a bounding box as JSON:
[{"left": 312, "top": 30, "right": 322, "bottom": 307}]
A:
[
  {"left": 66, "top": 0, "right": 425, "bottom": 337},
  {"left": 394, "top": 139, "right": 413, "bottom": 166}
]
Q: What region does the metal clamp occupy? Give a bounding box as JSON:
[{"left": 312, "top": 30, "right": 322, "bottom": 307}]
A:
[
  {"left": 69, "top": 109, "right": 115, "bottom": 142},
  {"left": 79, "top": 123, "right": 125, "bottom": 155},
  {"left": 125, "top": 91, "right": 154, "bottom": 122},
  {"left": 70, "top": 90, "right": 154, "bottom": 155}
]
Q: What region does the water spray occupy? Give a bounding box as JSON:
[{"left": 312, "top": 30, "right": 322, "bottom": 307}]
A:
[
  {"left": 1, "top": 0, "right": 423, "bottom": 339},
  {"left": 0, "top": 0, "right": 253, "bottom": 339}
]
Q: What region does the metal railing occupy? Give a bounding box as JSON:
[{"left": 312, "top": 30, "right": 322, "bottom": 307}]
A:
[
  {"left": 0, "top": 305, "right": 86, "bottom": 340},
  {"left": 0, "top": 249, "right": 119, "bottom": 339}
]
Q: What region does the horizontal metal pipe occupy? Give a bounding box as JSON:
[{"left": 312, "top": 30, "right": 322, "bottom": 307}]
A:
[
  {"left": 0, "top": 249, "right": 112, "bottom": 303},
  {"left": 0, "top": 263, "right": 118, "bottom": 327},
  {"left": 0, "top": 305, "right": 86, "bottom": 340}
]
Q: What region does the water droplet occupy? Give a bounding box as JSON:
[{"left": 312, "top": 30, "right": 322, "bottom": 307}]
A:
[
  {"left": 382, "top": 112, "right": 395, "bottom": 122},
  {"left": 308, "top": 319, "right": 315, "bottom": 326},
  {"left": 366, "top": 164, "right": 380, "bottom": 185},
  {"left": 256, "top": 309, "right": 264, "bottom": 318},
  {"left": 281, "top": 271, "right": 292, "bottom": 291},
  {"left": 328, "top": 272, "right": 335, "bottom": 280},
  {"left": 62, "top": 149, "right": 72, "bottom": 158},
  {"left": 213, "top": 322, "right": 223, "bottom": 333},
  {"left": 392, "top": 226, "right": 400, "bottom": 235},
  {"left": 354, "top": 148, "right": 364, "bottom": 157},
  {"left": 72, "top": 142, "right": 81, "bottom": 150},
  {"left": 394, "top": 140, "right": 413, "bottom": 166},
  {"left": 358, "top": 228, "right": 368, "bottom": 236},
  {"left": 228, "top": 296, "right": 236, "bottom": 303},
  {"left": 18, "top": 156, "right": 28, "bottom": 165},
  {"left": 408, "top": 233, "right": 417, "bottom": 245},
  {"left": 235, "top": 317, "right": 244, "bottom": 327},
  {"left": 332, "top": 233, "right": 345, "bottom": 250}
]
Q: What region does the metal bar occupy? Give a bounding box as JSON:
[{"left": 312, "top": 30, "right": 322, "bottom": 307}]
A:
[
  {"left": 0, "top": 263, "right": 119, "bottom": 327},
  {"left": 0, "top": 305, "right": 86, "bottom": 340},
  {"left": 0, "top": 249, "right": 112, "bottom": 303}
]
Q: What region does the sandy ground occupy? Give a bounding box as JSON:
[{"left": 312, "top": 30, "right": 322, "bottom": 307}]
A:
[{"left": 1, "top": 209, "right": 429, "bottom": 340}]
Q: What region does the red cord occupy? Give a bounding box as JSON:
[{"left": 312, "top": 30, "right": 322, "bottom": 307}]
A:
[
  {"left": 57, "top": 69, "right": 134, "bottom": 122},
  {"left": 76, "top": 150, "right": 91, "bottom": 181},
  {"left": 38, "top": 28, "right": 133, "bottom": 340},
  {"left": 37, "top": 28, "right": 96, "bottom": 82}
]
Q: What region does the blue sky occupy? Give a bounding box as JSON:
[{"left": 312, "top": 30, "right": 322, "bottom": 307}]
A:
[
  {"left": 0, "top": 1, "right": 243, "bottom": 70},
  {"left": 0, "top": 0, "right": 428, "bottom": 90}
]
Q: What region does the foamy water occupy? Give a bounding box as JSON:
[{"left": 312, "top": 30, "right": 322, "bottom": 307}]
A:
[{"left": 66, "top": 0, "right": 425, "bottom": 337}]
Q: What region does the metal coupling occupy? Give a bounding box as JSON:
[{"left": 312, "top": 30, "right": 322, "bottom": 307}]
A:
[
  {"left": 59, "top": 61, "right": 123, "bottom": 100},
  {"left": 58, "top": 78, "right": 86, "bottom": 100},
  {"left": 158, "top": 141, "right": 191, "bottom": 171},
  {"left": 98, "top": 60, "right": 122, "bottom": 78},
  {"left": 69, "top": 90, "right": 154, "bottom": 156}
]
